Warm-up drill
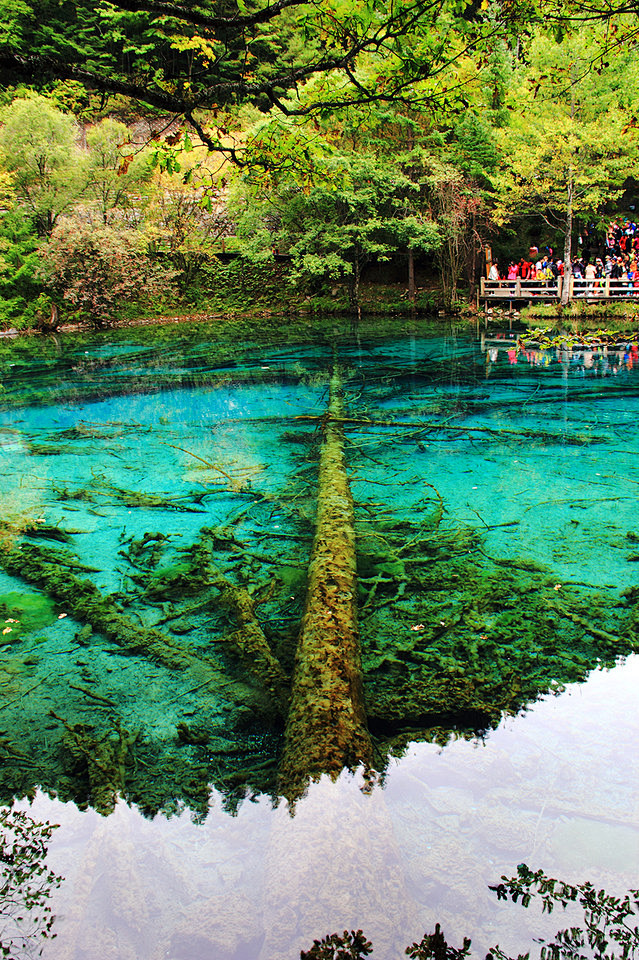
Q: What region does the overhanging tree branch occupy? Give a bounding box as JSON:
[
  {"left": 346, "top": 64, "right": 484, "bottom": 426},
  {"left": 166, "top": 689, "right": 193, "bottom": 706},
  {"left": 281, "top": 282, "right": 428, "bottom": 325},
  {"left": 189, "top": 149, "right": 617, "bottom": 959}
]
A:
[
  {"left": 0, "top": 0, "right": 517, "bottom": 161},
  {"left": 102, "top": 0, "right": 307, "bottom": 31}
]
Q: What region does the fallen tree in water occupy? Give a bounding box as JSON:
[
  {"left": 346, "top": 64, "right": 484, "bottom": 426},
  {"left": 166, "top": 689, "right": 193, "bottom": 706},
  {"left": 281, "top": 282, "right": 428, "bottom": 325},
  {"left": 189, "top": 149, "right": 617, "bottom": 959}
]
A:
[
  {"left": 279, "top": 368, "right": 374, "bottom": 802},
  {"left": 2, "top": 353, "right": 638, "bottom": 816},
  {"left": 0, "top": 531, "right": 290, "bottom": 719}
]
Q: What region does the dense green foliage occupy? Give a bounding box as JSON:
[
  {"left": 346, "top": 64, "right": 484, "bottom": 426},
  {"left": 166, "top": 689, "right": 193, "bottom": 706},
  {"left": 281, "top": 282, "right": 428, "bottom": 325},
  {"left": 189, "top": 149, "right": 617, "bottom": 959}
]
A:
[{"left": 0, "top": 1, "right": 639, "bottom": 325}]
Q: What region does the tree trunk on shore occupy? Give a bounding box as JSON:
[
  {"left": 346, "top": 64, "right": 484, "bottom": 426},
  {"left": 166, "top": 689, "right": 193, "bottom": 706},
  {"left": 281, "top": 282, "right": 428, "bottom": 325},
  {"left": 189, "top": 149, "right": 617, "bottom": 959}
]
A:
[
  {"left": 279, "top": 368, "right": 374, "bottom": 802},
  {"left": 561, "top": 167, "right": 574, "bottom": 305},
  {"left": 408, "top": 248, "right": 416, "bottom": 305},
  {"left": 562, "top": 76, "right": 576, "bottom": 307}
]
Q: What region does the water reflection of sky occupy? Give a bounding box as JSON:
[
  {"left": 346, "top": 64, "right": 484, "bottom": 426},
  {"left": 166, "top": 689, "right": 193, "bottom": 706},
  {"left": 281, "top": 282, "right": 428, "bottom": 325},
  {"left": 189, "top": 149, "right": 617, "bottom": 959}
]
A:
[{"left": 27, "top": 654, "right": 638, "bottom": 960}]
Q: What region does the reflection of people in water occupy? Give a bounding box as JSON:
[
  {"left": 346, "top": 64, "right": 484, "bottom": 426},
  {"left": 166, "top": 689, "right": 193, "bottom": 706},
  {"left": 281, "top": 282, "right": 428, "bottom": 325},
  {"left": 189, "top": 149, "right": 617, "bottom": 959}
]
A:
[{"left": 482, "top": 338, "right": 639, "bottom": 376}]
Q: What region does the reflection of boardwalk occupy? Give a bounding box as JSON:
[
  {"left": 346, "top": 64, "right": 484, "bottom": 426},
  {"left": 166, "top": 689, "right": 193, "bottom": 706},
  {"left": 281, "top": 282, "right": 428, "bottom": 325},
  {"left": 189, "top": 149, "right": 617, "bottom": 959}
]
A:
[{"left": 480, "top": 276, "right": 639, "bottom": 305}]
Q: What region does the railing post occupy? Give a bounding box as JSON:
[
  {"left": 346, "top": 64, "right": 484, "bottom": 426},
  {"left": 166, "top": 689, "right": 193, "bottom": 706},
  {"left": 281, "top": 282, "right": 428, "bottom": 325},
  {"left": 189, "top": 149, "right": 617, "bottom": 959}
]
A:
[
  {"left": 515, "top": 279, "right": 521, "bottom": 297},
  {"left": 605, "top": 277, "right": 610, "bottom": 298},
  {"left": 569, "top": 276, "right": 574, "bottom": 300},
  {"left": 557, "top": 276, "right": 563, "bottom": 300}
]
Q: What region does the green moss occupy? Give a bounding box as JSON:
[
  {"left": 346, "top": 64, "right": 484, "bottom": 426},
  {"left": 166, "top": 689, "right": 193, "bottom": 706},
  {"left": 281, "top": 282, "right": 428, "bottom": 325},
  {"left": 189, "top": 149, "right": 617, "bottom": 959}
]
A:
[
  {"left": 0, "top": 591, "right": 57, "bottom": 639},
  {"left": 361, "top": 539, "right": 636, "bottom": 749}
]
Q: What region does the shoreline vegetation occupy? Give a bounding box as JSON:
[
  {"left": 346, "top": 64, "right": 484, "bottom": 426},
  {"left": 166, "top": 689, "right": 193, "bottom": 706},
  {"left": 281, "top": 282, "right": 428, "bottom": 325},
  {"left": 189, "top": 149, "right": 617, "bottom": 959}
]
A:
[
  {"left": 2, "top": 270, "right": 639, "bottom": 343},
  {"left": 4, "top": 6, "right": 639, "bottom": 347},
  {"left": 2, "top": 307, "right": 639, "bottom": 345}
]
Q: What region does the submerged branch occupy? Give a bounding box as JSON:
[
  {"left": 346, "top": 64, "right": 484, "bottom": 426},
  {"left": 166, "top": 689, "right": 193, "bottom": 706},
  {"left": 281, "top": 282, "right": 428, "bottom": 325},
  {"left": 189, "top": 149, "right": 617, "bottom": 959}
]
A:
[
  {"left": 547, "top": 602, "right": 623, "bottom": 645},
  {"left": 0, "top": 539, "right": 224, "bottom": 677},
  {"left": 295, "top": 415, "right": 602, "bottom": 445}
]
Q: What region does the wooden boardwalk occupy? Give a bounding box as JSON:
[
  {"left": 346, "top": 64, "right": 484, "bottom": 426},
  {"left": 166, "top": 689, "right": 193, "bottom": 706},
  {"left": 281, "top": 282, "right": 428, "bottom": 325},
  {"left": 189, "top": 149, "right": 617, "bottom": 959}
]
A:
[{"left": 480, "top": 276, "right": 639, "bottom": 306}]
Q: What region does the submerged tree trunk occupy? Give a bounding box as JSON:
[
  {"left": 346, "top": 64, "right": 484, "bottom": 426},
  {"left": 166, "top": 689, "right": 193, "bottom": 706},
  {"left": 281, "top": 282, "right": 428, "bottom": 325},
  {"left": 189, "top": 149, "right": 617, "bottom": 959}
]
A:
[
  {"left": 279, "top": 368, "right": 374, "bottom": 802},
  {"left": 0, "top": 537, "right": 290, "bottom": 718}
]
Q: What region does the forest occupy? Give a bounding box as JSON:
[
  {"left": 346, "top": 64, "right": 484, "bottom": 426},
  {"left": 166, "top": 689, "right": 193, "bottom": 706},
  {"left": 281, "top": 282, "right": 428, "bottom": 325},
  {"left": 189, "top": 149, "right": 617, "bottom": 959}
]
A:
[{"left": 1, "top": 0, "right": 639, "bottom": 329}]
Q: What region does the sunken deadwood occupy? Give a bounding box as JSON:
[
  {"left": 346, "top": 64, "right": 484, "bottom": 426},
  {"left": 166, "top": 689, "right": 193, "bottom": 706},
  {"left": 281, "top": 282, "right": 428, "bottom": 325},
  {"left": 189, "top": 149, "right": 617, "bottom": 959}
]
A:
[
  {"left": 0, "top": 539, "right": 218, "bottom": 674},
  {"left": 0, "top": 532, "right": 290, "bottom": 718},
  {"left": 279, "top": 369, "right": 374, "bottom": 801},
  {"left": 215, "top": 564, "right": 291, "bottom": 718}
]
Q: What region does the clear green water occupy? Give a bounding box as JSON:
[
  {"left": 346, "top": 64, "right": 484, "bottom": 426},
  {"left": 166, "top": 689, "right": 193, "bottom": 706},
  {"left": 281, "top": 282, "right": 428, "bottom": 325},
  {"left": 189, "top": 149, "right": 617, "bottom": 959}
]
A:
[{"left": 0, "top": 323, "right": 638, "bottom": 958}]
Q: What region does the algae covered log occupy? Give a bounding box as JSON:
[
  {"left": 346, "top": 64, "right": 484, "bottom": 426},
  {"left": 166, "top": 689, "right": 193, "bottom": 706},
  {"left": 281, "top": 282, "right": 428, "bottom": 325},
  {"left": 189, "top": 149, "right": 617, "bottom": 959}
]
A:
[
  {"left": 279, "top": 369, "right": 374, "bottom": 801},
  {"left": 219, "top": 575, "right": 291, "bottom": 718},
  {"left": 0, "top": 528, "right": 291, "bottom": 719},
  {"left": 0, "top": 540, "right": 214, "bottom": 673}
]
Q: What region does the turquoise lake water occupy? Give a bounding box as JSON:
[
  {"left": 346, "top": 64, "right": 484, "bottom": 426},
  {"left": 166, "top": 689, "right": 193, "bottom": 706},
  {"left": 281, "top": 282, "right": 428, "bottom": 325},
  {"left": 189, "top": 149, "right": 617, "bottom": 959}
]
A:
[{"left": 0, "top": 323, "right": 638, "bottom": 959}]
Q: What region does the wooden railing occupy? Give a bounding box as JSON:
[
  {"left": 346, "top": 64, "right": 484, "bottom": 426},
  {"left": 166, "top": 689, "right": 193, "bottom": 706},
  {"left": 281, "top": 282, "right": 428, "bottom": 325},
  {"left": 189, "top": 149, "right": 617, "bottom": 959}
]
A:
[
  {"left": 480, "top": 276, "right": 639, "bottom": 302},
  {"left": 480, "top": 278, "right": 562, "bottom": 301},
  {"left": 569, "top": 277, "right": 639, "bottom": 298}
]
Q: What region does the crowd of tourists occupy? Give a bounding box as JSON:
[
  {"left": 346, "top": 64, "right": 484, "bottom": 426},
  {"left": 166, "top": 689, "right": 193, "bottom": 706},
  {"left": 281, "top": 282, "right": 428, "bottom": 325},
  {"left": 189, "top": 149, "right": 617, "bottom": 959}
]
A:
[
  {"left": 488, "top": 246, "right": 564, "bottom": 283},
  {"left": 489, "top": 217, "right": 639, "bottom": 288}
]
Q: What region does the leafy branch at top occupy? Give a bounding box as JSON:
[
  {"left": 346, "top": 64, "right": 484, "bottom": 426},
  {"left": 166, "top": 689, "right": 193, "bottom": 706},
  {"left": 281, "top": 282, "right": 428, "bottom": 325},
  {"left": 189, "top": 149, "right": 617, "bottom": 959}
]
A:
[
  {"left": 0, "top": 0, "right": 517, "bottom": 149},
  {"left": 490, "top": 864, "right": 639, "bottom": 960}
]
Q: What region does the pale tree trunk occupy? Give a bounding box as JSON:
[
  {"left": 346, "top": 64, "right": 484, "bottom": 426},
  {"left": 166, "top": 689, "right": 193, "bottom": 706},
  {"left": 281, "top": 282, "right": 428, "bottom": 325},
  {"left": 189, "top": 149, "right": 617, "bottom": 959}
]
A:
[
  {"left": 347, "top": 244, "right": 364, "bottom": 325},
  {"left": 443, "top": 232, "right": 460, "bottom": 306},
  {"left": 562, "top": 68, "right": 577, "bottom": 306},
  {"left": 562, "top": 169, "right": 574, "bottom": 305},
  {"left": 354, "top": 246, "right": 362, "bottom": 324}
]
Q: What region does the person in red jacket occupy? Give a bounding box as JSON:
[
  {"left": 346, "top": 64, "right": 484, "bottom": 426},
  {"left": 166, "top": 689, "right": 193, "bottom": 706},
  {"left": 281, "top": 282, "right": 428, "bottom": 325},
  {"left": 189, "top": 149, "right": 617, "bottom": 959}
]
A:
[{"left": 519, "top": 258, "right": 531, "bottom": 279}]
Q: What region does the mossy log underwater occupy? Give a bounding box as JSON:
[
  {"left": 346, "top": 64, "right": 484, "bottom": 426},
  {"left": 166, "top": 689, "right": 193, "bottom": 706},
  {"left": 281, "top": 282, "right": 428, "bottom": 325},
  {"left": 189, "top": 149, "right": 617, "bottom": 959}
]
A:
[
  {"left": 1, "top": 344, "right": 639, "bottom": 815},
  {"left": 0, "top": 533, "right": 224, "bottom": 679},
  {"left": 279, "top": 370, "right": 374, "bottom": 801}
]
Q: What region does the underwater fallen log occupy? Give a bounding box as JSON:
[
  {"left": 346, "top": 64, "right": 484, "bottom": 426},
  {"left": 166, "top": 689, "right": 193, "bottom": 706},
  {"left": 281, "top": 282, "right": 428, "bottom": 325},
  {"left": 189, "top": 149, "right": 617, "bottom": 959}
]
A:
[
  {"left": 145, "top": 526, "right": 290, "bottom": 717},
  {"left": 0, "top": 532, "right": 291, "bottom": 718},
  {"left": 0, "top": 541, "right": 222, "bottom": 676},
  {"left": 279, "top": 369, "right": 374, "bottom": 802},
  {"left": 53, "top": 476, "right": 207, "bottom": 512},
  {"left": 547, "top": 602, "right": 622, "bottom": 645},
  {"left": 292, "top": 414, "right": 606, "bottom": 446},
  {"left": 213, "top": 563, "right": 291, "bottom": 718}
]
